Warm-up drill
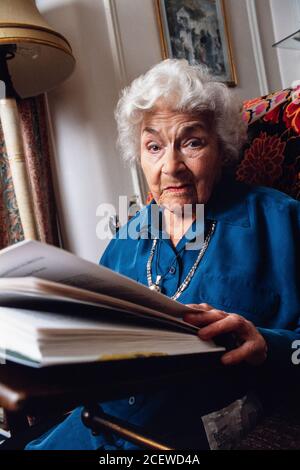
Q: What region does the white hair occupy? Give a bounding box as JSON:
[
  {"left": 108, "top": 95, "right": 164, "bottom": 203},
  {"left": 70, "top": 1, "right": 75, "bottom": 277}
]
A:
[{"left": 115, "top": 59, "right": 247, "bottom": 166}]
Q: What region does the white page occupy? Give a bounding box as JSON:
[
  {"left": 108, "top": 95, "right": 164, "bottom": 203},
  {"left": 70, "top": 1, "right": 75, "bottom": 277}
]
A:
[
  {"left": 0, "top": 240, "right": 193, "bottom": 318},
  {"left": 0, "top": 307, "right": 224, "bottom": 367},
  {"left": 0, "top": 277, "right": 197, "bottom": 332},
  {"left": 0, "top": 306, "right": 196, "bottom": 336}
]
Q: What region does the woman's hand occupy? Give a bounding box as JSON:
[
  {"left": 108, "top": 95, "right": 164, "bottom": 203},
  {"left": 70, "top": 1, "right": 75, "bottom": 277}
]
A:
[{"left": 183, "top": 303, "right": 268, "bottom": 366}]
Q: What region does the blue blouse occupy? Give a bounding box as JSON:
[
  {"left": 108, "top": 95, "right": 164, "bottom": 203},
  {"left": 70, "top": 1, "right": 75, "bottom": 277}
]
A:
[{"left": 26, "top": 177, "right": 300, "bottom": 450}]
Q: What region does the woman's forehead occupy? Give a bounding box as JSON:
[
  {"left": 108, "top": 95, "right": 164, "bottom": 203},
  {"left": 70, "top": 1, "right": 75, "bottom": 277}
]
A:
[{"left": 141, "top": 108, "right": 210, "bottom": 132}]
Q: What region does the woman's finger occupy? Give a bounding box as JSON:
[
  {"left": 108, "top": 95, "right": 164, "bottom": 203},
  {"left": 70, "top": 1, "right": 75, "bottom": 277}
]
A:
[
  {"left": 185, "top": 303, "right": 214, "bottom": 312},
  {"left": 198, "top": 314, "right": 250, "bottom": 340},
  {"left": 183, "top": 310, "right": 226, "bottom": 326},
  {"left": 221, "top": 340, "right": 267, "bottom": 366}
]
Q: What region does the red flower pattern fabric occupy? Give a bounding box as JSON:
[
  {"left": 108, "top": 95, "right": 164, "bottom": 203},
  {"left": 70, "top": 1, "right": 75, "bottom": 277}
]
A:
[
  {"left": 237, "top": 86, "right": 300, "bottom": 200},
  {"left": 283, "top": 99, "right": 300, "bottom": 134},
  {"left": 236, "top": 132, "right": 286, "bottom": 186}
]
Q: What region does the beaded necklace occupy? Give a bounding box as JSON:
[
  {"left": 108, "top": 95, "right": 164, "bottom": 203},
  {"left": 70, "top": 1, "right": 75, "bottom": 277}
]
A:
[{"left": 147, "top": 220, "right": 217, "bottom": 300}]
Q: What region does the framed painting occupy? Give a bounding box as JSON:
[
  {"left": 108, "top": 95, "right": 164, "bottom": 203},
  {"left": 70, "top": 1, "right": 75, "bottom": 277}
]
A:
[{"left": 154, "top": 0, "right": 237, "bottom": 86}]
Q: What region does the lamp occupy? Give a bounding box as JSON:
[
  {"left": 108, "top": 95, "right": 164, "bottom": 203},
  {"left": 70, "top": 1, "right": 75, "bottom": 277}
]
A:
[{"left": 0, "top": 0, "right": 75, "bottom": 239}]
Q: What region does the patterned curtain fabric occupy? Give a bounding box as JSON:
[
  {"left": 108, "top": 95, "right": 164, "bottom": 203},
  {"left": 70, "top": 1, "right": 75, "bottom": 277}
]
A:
[
  {"left": 0, "top": 95, "right": 60, "bottom": 249},
  {"left": 236, "top": 86, "right": 300, "bottom": 201}
]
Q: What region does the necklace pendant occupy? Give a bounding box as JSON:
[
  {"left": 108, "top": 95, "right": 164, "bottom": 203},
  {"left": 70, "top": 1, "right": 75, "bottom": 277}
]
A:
[
  {"left": 149, "top": 284, "right": 161, "bottom": 292},
  {"left": 149, "top": 274, "right": 162, "bottom": 292}
]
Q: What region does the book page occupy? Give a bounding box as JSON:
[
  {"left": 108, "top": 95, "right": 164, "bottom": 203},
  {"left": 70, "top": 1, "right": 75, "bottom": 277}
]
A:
[
  {"left": 0, "top": 306, "right": 224, "bottom": 367},
  {"left": 0, "top": 240, "right": 193, "bottom": 318},
  {"left": 0, "top": 277, "right": 197, "bottom": 333}
]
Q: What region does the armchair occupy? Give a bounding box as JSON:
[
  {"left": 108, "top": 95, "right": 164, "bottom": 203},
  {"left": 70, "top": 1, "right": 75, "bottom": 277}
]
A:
[{"left": 235, "top": 86, "right": 300, "bottom": 449}]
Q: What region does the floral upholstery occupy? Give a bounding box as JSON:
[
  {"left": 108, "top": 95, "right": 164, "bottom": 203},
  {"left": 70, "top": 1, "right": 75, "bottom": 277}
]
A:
[
  {"left": 236, "top": 87, "right": 300, "bottom": 449},
  {"left": 236, "top": 87, "right": 300, "bottom": 201}
]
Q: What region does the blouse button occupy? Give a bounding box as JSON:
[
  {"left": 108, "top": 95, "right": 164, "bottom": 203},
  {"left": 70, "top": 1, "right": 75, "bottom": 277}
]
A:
[{"left": 128, "top": 396, "right": 136, "bottom": 405}]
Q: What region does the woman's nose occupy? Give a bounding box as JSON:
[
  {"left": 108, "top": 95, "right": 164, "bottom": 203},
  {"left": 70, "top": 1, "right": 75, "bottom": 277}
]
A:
[{"left": 161, "top": 146, "right": 185, "bottom": 175}]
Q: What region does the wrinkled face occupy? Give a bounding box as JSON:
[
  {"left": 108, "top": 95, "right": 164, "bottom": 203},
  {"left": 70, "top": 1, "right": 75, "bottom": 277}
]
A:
[{"left": 140, "top": 107, "right": 221, "bottom": 213}]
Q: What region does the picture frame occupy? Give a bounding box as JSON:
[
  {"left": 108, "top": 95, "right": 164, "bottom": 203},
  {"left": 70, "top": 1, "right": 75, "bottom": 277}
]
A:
[{"left": 154, "top": 0, "right": 237, "bottom": 86}]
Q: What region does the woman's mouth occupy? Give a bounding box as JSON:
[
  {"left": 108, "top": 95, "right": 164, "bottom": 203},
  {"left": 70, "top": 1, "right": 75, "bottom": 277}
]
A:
[{"left": 164, "top": 184, "right": 193, "bottom": 194}]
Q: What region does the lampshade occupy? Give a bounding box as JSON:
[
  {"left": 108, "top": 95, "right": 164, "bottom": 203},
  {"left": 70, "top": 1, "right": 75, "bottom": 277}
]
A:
[{"left": 0, "top": 0, "right": 75, "bottom": 98}]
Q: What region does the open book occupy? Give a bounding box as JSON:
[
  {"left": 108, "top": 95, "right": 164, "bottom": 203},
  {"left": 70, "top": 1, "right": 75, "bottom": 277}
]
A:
[{"left": 0, "top": 240, "right": 225, "bottom": 367}]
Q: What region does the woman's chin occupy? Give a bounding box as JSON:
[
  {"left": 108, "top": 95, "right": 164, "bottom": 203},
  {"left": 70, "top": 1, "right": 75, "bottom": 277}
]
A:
[{"left": 159, "top": 195, "right": 198, "bottom": 213}]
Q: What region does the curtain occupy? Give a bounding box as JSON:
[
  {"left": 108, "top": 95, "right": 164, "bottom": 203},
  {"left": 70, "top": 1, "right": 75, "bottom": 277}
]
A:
[{"left": 0, "top": 95, "right": 60, "bottom": 249}]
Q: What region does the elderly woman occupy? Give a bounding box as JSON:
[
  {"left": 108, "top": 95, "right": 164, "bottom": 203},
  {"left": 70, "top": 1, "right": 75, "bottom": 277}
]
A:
[{"left": 26, "top": 59, "right": 300, "bottom": 450}]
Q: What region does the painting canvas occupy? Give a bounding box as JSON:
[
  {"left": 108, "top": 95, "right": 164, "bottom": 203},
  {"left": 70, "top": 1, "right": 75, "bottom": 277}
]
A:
[{"left": 155, "top": 0, "right": 237, "bottom": 85}]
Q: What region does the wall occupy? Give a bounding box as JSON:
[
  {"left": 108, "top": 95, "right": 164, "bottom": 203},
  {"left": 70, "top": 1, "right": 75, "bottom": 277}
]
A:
[
  {"left": 113, "top": 0, "right": 286, "bottom": 101},
  {"left": 269, "top": 0, "right": 300, "bottom": 88},
  {"left": 115, "top": 0, "right": 262, "bottom": 100},
  {"left": 36, "top": 0, "right": 298, "bottom": 263},
  {"left": 254, "top": 0, "right": 282, "bottom": 92}
]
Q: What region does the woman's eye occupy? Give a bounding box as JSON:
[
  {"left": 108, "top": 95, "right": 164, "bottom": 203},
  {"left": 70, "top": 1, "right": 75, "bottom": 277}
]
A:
[
  {"left": 186, "top": 139, "right": 206, "bottom": 148},
  {"left": 147, "top": 143, "right": 161, "bottom": 153}
]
